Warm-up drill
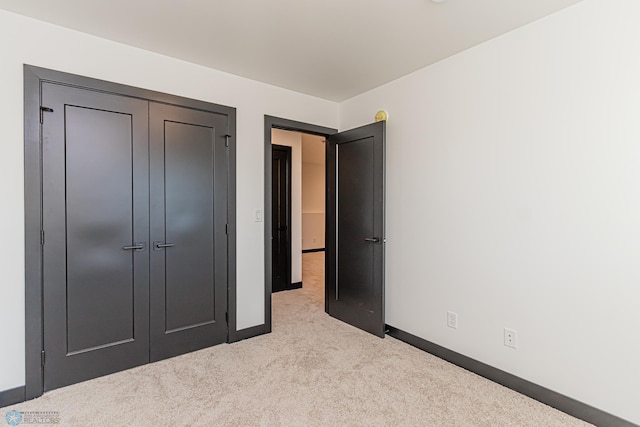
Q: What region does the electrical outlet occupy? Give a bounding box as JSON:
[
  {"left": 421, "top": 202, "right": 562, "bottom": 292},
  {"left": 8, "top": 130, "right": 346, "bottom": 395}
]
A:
[
  {"left": 447, "top": 311, "right": 458, "bottom": 329},
  {"left": 504, "top": 328, "right": 518, "bottom": 349}
]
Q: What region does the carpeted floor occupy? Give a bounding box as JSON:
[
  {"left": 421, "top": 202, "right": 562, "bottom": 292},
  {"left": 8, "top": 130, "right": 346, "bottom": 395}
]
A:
[{"left": 5, "top": 252, "right": 590, "bottom": 426}]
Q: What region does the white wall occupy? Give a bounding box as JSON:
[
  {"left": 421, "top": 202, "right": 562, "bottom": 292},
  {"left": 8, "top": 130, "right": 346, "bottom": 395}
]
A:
[
  {"left": 302, "top": 135, "right": 325, "bottom": 250},
  {"left": 272, "top": 129, "right": 303, "bottom": 284},
  {"left": 3, "top": 3, "right": 639, "bottom": 423},
  {"left": 0, "top": 10, "right": 337, "bottom": 392},
  {"left": 339, "top": 0, "right": 640, "bottom": 423},
  {"left": 301, "top": 212, "right": 324, "bottom": 250}
]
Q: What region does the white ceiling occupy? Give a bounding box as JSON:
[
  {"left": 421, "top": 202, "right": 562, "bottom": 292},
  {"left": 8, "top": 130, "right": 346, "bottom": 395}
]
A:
[{"left": 0, "top": 0, "right": 583, "bottom": 102}]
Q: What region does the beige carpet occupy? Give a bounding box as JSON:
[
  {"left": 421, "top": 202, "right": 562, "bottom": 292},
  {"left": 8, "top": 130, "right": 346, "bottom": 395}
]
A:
[{"left": 6, "top": 252, "right": 590, "bottom": 426}]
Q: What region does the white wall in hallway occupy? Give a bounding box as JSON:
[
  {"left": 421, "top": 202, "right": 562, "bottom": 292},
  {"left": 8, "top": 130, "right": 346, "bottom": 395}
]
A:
[
  {"left": 301, "top": 134, "right": 325, "bottom": 251},
  {"left": 340, "top": 0, "right": 640, "bottom": 423},
  {"left": 0, "top": 9, "right": 337, "bottom": 392}
]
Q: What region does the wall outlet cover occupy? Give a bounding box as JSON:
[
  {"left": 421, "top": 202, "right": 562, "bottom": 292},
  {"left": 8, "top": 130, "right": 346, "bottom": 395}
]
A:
[
  {"left": 447, "top": 311, "right": 458, "bottom": 329},
  {"left": 504, "top": 328, "right": 518, "bottom": 349}
]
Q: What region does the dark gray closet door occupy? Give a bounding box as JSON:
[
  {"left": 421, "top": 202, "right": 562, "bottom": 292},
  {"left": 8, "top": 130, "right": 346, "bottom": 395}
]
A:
[
  {"left": 41, "top": 83, "right": 150, "bottom": 391},
  {"left": 149, "top": 103, "right": 229, "bottom": 361},
  {"left": 326, "top": 121, "right": 385, "bottom": 337}
]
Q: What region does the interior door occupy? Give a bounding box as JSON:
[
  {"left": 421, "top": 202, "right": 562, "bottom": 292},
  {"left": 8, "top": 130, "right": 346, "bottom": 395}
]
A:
[
  {"left": 272, "top": 144, "right": 292, "bottom": 292},
  {"left": 326, "top": 121, "right": 385, "bottom": 337},
  {"left": 41, "top": 83, "right": 150, "bottom": 390},
  {"left": 149, "top": 102, "right": 229, "bottom": 361}
]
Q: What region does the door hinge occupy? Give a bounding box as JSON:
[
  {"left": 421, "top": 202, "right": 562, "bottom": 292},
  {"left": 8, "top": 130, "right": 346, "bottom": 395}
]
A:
[
  {"left": 40, "top": 106, "right": 54, "bottom": 124},
  {"left": 41, "top": 350, "right": 45, "bottom": 366},
  {"left": 40, "top": 230, "right": 45, "bottom": 246},
  {"left": 224, "top": 134, "right": 231, "bottom": 147},
  {"left": 225, "top": 311, "right": 228, "bottom": 323},
  {"left": 225, "top": 224, "right": 228, "bottom": 235}
]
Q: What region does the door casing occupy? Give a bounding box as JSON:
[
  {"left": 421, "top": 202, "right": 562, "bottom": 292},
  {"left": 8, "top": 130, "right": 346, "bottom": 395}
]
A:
[
  {"left": 264, "top": 116, "right": 337, "bottom": 331},
  {"left": 24, "top": 65, "right": 238, "bottom": 400}
]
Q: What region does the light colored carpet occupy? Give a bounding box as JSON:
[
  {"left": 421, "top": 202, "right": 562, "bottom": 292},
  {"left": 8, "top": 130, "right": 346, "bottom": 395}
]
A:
[{"left": 6, "top": 252, "right": 590, "bottom": 426}]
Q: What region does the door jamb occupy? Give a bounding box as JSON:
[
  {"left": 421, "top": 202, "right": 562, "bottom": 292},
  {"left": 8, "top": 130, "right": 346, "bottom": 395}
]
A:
[
  {"left": 264, "top": 116, "right": 337, "bottom": 332},
  {"left": 24, "top": 65, "right": 237, "bottom": 399}
]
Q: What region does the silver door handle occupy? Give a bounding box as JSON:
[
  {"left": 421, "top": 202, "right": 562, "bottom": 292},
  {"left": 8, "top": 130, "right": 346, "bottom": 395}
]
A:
[
  {"left": 155, "top": 242, "right": 175, "bottom": 249},
  {"left": 123, "top": 242, "right": 145, "bottom": 251},
  {"left": 364, "top": 237, "right": 380, "bottom": 243}
]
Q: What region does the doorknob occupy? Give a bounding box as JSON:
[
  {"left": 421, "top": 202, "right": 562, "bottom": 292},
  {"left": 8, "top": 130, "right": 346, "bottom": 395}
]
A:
[
  {"left": 364, "top": 237, "right": 381, "bottom": 243},
  {"left": 123, "top": 242, "right": 146, "bottom": 251},
  {"left": 154, "top": 241, "right": 175, "bottom": 250}
]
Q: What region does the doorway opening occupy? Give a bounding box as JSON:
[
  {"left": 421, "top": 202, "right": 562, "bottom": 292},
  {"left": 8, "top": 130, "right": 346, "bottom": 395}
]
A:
[
  {"left": 264, "top": 117, "right": 336, "bottom": 332},
  {"left": 271, "top": 130, "right": 327, "bottom": 295},
  {"left": 264, "top": 116, "right": 386, "bottom": 337}
]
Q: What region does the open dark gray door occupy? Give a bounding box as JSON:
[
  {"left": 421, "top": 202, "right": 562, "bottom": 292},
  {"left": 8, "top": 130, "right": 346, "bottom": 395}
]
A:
[
  {"left": 149, "top": 103, "right": 229, "bottom": 361},
  {"left": 326, "top": 121, "right": 385, "bottom": 337},
  {"left": 41, "top": 83, "right": 150, "bottom": 390}
]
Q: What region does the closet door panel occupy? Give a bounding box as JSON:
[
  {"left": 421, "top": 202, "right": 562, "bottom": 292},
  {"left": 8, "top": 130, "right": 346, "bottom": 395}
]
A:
[
  {"left": 164, "top": 121, "right": 216, "bottom": 330},
  {"left": 149, "top": 102, "right": 229, "bottom": 361},
  {"left": 41, "top": 82, "right": 150, "bottom": 391}
]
